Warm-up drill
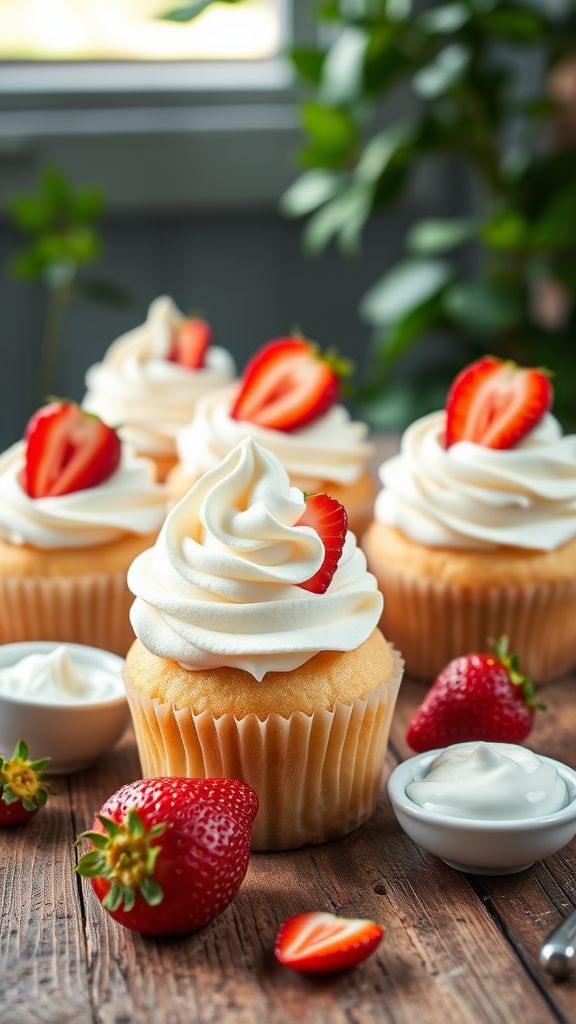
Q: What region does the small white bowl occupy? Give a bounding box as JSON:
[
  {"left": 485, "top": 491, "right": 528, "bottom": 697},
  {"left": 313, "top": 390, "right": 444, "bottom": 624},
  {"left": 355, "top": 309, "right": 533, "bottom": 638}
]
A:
[
  {"left": 387, "top": 748, "right": 576, "bottom": 875},
  {"left": 0, "top": 641, "right": 129, "bottom": 774}
]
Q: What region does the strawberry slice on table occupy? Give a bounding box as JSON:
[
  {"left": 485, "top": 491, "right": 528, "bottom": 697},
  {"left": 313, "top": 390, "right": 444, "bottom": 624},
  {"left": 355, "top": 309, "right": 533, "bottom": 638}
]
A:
[
  {"left": 23, "top": 401, "right": 121, "bottom": 498},
  {"left": 275, "top": 911, "right": 384, "bottom": 974},
  {"left": 406, "top": 637, "right": 546, "bottom": 753},
  {"left": 296, "top": 493, "right": 348, "bottom": 594},
  {"left": 168, "top": 316, "right": 212, "bottom": 369},
  {"left": 231, "top": 335, "right": 352, "bottom": 432},
  {"left": 76, "top": 776, "right": 258, "bottom": 936},
  {"left": 445, "top": 355, "right": 553, "bottom": 449},
  {"left": 0, "top": 740, "right": 50, "bottom": 827}
]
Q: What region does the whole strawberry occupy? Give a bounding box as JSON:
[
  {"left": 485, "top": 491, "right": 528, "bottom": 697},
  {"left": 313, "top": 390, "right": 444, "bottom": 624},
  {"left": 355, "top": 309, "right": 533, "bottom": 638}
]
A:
[
  {"left": 76, "top": 777, "right": 258, "bottom": 935},
  {"left": 0, "top": 740, "right": 50, "bottom": 826},
  {"left": 406, "top": 638, "right": 545, "bottom": 753}
]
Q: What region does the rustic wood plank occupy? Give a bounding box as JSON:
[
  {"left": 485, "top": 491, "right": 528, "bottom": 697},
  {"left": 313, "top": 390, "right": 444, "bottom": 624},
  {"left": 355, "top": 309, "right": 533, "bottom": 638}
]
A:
[{"left": 0, "top": 776, "right": 93, "bottom": 1024}]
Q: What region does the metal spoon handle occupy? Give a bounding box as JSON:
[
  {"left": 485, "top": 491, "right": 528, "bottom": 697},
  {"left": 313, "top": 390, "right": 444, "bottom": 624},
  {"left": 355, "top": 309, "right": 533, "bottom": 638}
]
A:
[{"left": 540, "top": 909, "right": 576, "bottom": 979}]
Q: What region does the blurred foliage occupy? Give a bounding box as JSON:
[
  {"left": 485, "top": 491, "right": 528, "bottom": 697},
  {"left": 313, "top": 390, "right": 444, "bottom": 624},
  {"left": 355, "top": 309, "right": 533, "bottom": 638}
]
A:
[{"left": 9, "top": 167, "right": 131, "bottom": 402}]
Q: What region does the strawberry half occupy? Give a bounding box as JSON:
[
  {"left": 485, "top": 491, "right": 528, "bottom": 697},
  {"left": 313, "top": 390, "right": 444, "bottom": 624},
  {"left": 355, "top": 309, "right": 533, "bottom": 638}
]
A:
[
  {"left": 445, "top": 356, "right": 553, "bottom": 449},
  {"left": 275, "top": 911, "right": 384, "bottom": 974},
  {"left": 230, "top": 336, "right": 351, "bottom": 432},
  {"left": 0, "top": 740, "right": 50, "bottom": 827},
  {"left": 23, "top": 401, "right": 121, "bottom": 498},
  {"left": 296, "top": 493, "right": 348, "bottom": 594},
  {"left": 168, "top": 317, "right": 212, "bottom": 369},
  {"left": 76, "top": 776, "right": 258, "bottom": 936},
  {"left": 406, "top": 637, "right": 546, "bottom": 753}
]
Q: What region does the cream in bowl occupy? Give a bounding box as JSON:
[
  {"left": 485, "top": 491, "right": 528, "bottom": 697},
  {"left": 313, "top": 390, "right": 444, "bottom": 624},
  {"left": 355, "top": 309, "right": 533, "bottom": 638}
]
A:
[
  {"left": 387, "top": 742, "right": 576, "bottom": 875},
  {"left": 0, "top": 642, "right": 129, "bottom": 773}
]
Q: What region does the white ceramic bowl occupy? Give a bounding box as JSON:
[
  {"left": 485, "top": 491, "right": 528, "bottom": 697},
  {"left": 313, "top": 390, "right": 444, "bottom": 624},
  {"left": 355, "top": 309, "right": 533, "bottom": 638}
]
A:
[
  {"left": 0, "top": 641, "right": 129, "bottom": 774},
  {"left": 387, "top": 748, "right": 576, "bottom": 875}
]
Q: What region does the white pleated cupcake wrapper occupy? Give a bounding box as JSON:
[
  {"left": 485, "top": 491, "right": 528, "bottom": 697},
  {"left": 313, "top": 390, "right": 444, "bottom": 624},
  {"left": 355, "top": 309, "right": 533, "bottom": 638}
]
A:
[
  {"left": 125, "top": 647, "right": 404, "bottom": 851},
  {"left": 379, "top": 570, "right": 576, "bottom": 682},
  {"left": 0, "top": 572, "right": 136, "bottom": 656}
]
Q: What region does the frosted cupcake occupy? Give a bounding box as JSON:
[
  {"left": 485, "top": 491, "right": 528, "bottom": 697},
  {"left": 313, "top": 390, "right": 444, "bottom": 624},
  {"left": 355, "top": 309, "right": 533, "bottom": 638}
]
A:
[
  {"left": 125, "top": 436, "right": 403, "bottom": 850},
  {"left": 0, "top": 401, "right": 167, "bottom": 655},
  {"left": 363, "top": 357, "right": 576, "bottom": 681},
  {"left": 167, "top": 335, "right": 375, "bottom": 537},
  {"left": 83, "top": 296, "right": 236, "bottom": 481}
]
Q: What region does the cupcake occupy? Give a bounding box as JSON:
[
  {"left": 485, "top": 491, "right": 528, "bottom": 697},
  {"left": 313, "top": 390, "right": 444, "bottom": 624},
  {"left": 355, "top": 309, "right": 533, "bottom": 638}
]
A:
[
  {"left": 167, "top": 335, "right": 376, "bottom": 537},
  {"left": 83, "top": 296, "right": 236, "bottom": 481},
  {"left": 363, "top": 357, "right": 576, "bottom": 682},
  {"left": 0, "top": 401, "right": 167, "bottom": 655},
  {"left": 125, "top": 436, "right": 403, "bottom": 850}
]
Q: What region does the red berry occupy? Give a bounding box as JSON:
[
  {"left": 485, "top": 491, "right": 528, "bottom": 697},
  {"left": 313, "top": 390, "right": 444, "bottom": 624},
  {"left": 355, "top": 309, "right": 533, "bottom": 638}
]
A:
[
  {"left": 231, "top": 336, "right": 352, "bottom": 432},
  {"left": 23, "top": 402, "right": 121, "bottom": 498},
  {"left": 406, "top": 639, "right": 545, "bottom": 753},
  {"left": 0, "top": 740, "right": 50, "bottom": 827},
  {"left": 76, "top": 777, "right": 258, "bottom": 936},
  {"left": 275, "top": 911, "right": 384, "bottom": 974},
  {"left": 445, "top": 356, "right": 553, "bottom": 449},
  {"left": 168, "top": 317, "right": 212, "bottom": 369},
  {"left": 296, "top": 493, "right": 348, "bottom": 594}
]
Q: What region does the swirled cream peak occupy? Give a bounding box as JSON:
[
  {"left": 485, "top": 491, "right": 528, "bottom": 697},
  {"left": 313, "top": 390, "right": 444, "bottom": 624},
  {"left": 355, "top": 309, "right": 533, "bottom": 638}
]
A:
[
  {"left": 128, "top": 437, "right": 382, "bottom": 680},
  {"left": 375, "top": 411, "right": 576, "bottom": 551},
  {"left": 176, "top": 384, "right": 371, "bottom": 487},
  {"left": 83, "top": 296, "right": 236, "bottom": 456},
  {"left": 0, "top": 442, "right": 167, "bottom": 549}
]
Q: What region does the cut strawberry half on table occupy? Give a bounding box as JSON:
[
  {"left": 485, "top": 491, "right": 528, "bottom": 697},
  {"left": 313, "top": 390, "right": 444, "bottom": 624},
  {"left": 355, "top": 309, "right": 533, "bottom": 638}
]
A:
[
  {"left": 231, "top": 336, "right": 351, "bottom": 431},
  {"left": 275, "top": 911, "right": 384, "bottom": 974},
  {"left": 23, "top": 401, "right": 121, "bottom": 498},
  {"left": 297, "top": 493, "right": 348, "bottom": 594},
  {"left": 445, "top": 356, "right": 553, "bottom": 449},
  {"left": 168, "top": 317, "right": 212, "bottom": 369}
]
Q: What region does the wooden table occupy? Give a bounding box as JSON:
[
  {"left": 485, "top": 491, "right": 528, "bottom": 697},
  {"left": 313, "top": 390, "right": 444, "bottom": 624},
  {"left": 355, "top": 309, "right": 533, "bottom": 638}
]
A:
[{"left": 1, "top": 669, "right": 575, "bottom": 1024}]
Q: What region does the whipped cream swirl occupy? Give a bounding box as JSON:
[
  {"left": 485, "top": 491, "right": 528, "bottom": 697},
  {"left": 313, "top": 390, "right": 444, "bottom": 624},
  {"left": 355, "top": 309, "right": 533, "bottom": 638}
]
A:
[
  {"left": 129, "top": 437, "right": 382, "bottom": 680},
  {"left": 375, "top": 411, "right": 576, "bottom": 551},
  {"left": 84, "top": 296, "right": 236, "bottom": 456},
  {"left": 0, "top": 443, "right": 167, "bottom": 549},
  {"left": 176, "top": 385, "right": 372, "bottom": 487}
]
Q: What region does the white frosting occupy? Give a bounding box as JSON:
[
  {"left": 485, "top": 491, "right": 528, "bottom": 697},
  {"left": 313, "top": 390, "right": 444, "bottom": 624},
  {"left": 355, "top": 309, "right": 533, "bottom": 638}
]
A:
[
  {"left": 375, "top": 411, "right": 576, "bottom": 551},
  {"left": 129, "top": 436, "right": 382, "bottom": 680},
  {"left": 83, "top": 296, "right": 236, "bottom": 456},
  {"left": 0, "top": 442, "right": 167, "bottom": 549},
  {"left": 0, "top": 646, "right": 124, "bottom": 704},
  {"left": 176, "top": 384, "right": 372, "bottom": 487},
  {"left": 407, "top": 742, "right": 568, "bottom": 820}
]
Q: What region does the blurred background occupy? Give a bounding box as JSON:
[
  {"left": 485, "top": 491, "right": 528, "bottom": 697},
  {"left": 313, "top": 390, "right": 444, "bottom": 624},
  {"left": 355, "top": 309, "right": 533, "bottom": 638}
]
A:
[{"left": 1, "top": 0, "right": 575, "bottom": 449}]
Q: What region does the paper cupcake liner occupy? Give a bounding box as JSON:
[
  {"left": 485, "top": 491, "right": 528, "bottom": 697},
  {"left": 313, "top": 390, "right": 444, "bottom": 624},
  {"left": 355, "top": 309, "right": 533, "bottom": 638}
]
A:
[
  {"left": 0, "top": 572, "right": 136, "bottom": 656},
  {"left": 125, "top": 648, "right": 404, "bottom": 851},
  {"left": 378, "top": 569, "right": 576, "bottom": 682}
]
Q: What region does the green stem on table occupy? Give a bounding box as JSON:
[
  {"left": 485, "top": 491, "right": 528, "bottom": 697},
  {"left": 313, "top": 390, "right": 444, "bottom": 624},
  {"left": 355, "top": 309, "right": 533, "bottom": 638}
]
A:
[{"left": 36, "top": 283, "right": 73, "bottom": 405}]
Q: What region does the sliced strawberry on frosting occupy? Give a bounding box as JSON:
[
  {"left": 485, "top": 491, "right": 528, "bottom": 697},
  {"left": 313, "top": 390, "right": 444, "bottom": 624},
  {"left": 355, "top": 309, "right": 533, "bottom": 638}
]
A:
[
  {"left": 445, "top": 356, "right": 553, "bottom": 449},
  {"left": 275, "top": 911, "right": 384, "bottom": 974},
  {"left": 168, "top": 317, "right": 212, "bottom": 369},
  {"left": 230, "top": 336, "right": 351, "bottom": 432},
  {"left": 23, "top": 401, "right": 121, "bottom": 498},
  {"left": 296, "top": 493, "right": 348, "bottom": 594}
]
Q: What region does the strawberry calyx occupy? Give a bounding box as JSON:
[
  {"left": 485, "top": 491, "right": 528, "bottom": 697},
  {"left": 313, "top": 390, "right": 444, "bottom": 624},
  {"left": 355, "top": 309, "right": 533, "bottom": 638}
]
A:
[
  {"left": 76, "top": 809, "right": 166, "bottom": 913},
  {"left": 490, "top": 635, "right": 547, "bottom": 711},
  {"left": 0, "top": 740, "right": 50, "bottom": 812}
]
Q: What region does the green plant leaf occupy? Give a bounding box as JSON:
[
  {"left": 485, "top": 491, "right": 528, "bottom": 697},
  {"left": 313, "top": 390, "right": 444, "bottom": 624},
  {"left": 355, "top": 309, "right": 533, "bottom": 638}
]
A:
[
  {"left": 481, "top": 210, "right": 527, "bottom": 250},
  {"left": 41, "top": 167, "right": 72, "bottom": 218},
  {"left": 320, "top": 27, "right": 367, "bottom": 105},
  {"left": 417, "top": 4, "right": 470, "bottom": 34},
  {"left": 72, "top": 187, "right": 103, "bottom": 223},
  {"left": 531, "top": 187, "right": 576, "bottom": 250},
  {"left": 361, "top": 259, "right": 453, "bottom": 325},
  {"left": 303, "top": 184, "right": 372, "bottom": 255},
  {"left": 300, "top": 102, "right": 358, "bottom": 162},
  {"left": 356, "top": 121, "right": 414, "bottom": 183},
  {"left": 379, "top": 295, "right": 445, "bottom": 364},
  {"left": 407, "top": 217, "right": 476, "bottom": 255},
  {"left": 9, "top": 196, "right": 51, "bottom": 233},
  {"left": 289, "top": 47, "right": 326, "bottom": 86},
  {"left": 479, "top": 3, "right": 550, "bottom": 42},
  {"left": 280, "top": 170, "right": 345, "bottom": 218},
  {"left": 413, "top": 44, "right": 470, "bottom": 99},
  {"left": 444, "top": 280, "right": 521, "bottom": 332}
]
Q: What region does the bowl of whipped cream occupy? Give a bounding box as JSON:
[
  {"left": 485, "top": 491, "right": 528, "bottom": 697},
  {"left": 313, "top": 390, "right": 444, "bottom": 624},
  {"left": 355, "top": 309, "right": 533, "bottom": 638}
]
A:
[
  {"left": 387, "top": 741, "right": 576, "bottom": 875},
  {"left": 0, "top": 642, "right": 129, "bottom": 773}
]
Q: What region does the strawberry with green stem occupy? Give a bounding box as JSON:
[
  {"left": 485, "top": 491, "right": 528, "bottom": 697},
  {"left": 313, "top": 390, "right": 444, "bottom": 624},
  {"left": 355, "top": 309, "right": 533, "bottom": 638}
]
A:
[{"left": 0, "top": 740, "right": 50, "bottom": 826}]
